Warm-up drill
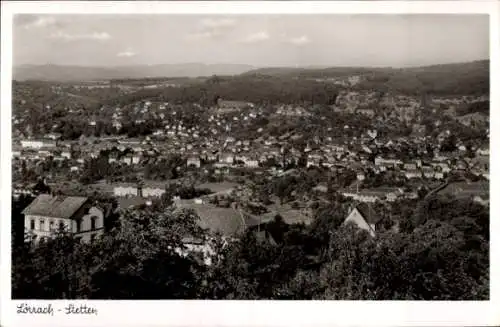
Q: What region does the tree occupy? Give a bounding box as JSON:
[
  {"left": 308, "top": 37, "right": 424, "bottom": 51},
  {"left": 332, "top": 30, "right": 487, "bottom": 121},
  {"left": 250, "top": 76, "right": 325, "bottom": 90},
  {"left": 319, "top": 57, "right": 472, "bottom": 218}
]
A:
[
  {"left": 266, "top": 215, "right": 288, "bottom": 244},
  {"left": 309, "top": 201, "right": 348, "bottom": 253},
  {"left": 337, "top": 169, "right": 357, "bottom": 188},
  {"left": 273, "top": 176, "right": 295, "bottom": 205},
  {"left": 12, "top": 206, "right": 208, "bottom": 299},
  {"left": 12, "top": 195, "right": 35, "bottom": 250},
  {"left": 33, "top": 178, "right": 51, "bottom": 195},
  {"left": 440, "top": 134, "right": 457, "bottom": 153},
  {"left": 90, "top": 208, "right": 206, "bottom": 299},
  {"left": 317, "top": 219, "right": 488, "bottom": 300}
]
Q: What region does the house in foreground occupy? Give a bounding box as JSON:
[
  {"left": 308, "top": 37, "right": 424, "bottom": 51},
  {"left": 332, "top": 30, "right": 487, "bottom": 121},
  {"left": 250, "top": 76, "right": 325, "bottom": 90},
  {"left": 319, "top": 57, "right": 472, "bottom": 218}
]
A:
[
  {"left": 343, "top": 203, "right": 381, "bottom": 237},
  {"left": 22, "top": 194, "right": 107, "bottom": 243},
  {"left": 174, "top": 203, "right": 283, "bottom": 265},
  {"left": 173, "top": 203, "right": 251, "bottom": 265}
]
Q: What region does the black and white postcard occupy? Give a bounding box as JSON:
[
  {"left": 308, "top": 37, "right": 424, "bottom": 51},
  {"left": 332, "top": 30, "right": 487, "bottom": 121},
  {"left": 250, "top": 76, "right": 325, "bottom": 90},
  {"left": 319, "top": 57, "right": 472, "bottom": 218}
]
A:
[{"left": 1, "top": 1, "right": 499, "bottom": 327}]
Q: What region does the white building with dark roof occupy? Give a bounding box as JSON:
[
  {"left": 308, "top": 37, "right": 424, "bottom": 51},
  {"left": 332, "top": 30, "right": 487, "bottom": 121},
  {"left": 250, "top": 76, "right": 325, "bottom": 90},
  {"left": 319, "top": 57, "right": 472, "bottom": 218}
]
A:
[
  {"left": 344, "top": 204, "right": 380, "bottom": 237},
  {"left": 22, "top": 194, "right": 105, "bottom": 243}
]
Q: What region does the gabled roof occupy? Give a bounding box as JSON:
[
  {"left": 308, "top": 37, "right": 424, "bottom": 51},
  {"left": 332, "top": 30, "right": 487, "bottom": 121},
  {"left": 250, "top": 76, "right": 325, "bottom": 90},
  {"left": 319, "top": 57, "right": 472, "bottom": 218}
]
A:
[
  {"left": 94, "top": 203, "right": 114, "bottom": 218},
  {"left": 353, "top": 203, "right": 381, "bottom": 225},
  {"left": 22, "top": 194, "right": 89, "bottom": 219},
  {"left": 177, "top": 203, "right": 248, "bottom": 238},
  {"left": 258, "top": 209, "right": 312, "bottom": 226}
]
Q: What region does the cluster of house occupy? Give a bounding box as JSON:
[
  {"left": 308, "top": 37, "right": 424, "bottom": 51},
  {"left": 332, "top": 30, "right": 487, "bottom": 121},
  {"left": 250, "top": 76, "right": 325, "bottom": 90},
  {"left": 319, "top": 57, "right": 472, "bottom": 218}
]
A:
[
  {"left": 24, "top": 186, "right": 447, "bottom": 267},
  {"left": 340, "top": 186, "right": 416, "bottom": 203},
  {"left": 339, "top": 178, "right": 489, "bottom": 206},
  {"left": 311, "top": 75, "right": 363, "bottom": 87},
  {"left": 431, "top": 94, "right": 489, "bottom": 108},
  {"left": 20, "top": 190, "right": 389, "bottom": 266},
  {"left": 215, "top": 99, "right": 255, "bottom": 113},
  {"left": 335, "top": 90, "right": 381, "bottom": 113},
  {"left": 331, "top": 91, "right": 488, "bottom": 123},
  {"left": 12, "top": 118, "right": 490, "bottom": 191},
  {"left": 112, "top": 182, "right": 167, "bottom": 198},
  {"left": 13, "top": 89, "right": 489, "bottom": 173},
  {"left": 275, "top": 105, "right": 312, "bottom": 117}
]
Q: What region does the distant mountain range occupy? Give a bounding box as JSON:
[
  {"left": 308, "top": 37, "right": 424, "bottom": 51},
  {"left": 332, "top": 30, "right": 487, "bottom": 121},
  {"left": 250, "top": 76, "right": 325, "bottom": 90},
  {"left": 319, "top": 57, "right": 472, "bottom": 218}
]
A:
[
  {"left": 13, "top": 60, "right": 489, "bottom": 83},
  {"left": 242, "top": 60, "right": 490, "bottom": 78},
  {"left": 13, "top": 63, "right": 257, "bottom": 82}
]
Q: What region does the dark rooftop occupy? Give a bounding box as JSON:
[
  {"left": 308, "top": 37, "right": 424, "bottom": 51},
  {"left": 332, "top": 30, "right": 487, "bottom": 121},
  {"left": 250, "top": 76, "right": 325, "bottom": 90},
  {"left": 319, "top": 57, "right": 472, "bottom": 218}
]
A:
[{"left": 22, "top": 194, "right": 89, "bottom": 219}]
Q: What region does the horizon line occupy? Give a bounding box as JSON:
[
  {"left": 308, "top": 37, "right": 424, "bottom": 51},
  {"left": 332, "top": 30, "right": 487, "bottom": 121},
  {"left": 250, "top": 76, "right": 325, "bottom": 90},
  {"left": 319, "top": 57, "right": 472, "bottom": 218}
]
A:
[{"left": 13, "top": 58, "right": 490, "bottom": 71}]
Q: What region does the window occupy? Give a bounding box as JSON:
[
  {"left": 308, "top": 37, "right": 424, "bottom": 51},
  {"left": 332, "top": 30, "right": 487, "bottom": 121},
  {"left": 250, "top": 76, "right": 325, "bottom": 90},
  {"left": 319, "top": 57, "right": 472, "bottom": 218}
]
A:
[
  {"left": 30, "top": 219, "right": 35, "bottom": 230},
  {"left": 39, "top": 220, "right": 45, "bottom": 231},
  {"left": 90, "top": 234, "right": 96, "bottom": 243},
  {"left": 90, "top": 216, "right": 97, "bottom": 230},
  {"left": 75, "top": 236, "right": 82, "bottom": 243},
  {"left": 59, "top": 221, "right": 65, "bottom": 231},
  {"left": 77, "top": 219, "right": 83, "bottom": 233},
  {"left": 49, "top": 220, "right": 54, "bottom": 231}
]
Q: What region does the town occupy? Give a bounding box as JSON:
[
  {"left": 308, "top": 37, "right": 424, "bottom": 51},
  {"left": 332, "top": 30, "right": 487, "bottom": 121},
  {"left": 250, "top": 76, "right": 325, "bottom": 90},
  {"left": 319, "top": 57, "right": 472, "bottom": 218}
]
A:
[{"left": 11, "top": 60, "right": 490, "bottom": 300}]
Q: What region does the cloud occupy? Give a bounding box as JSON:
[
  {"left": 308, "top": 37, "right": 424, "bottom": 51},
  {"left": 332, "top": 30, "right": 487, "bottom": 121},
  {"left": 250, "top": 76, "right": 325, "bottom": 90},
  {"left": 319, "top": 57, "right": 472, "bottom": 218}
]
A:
[
  {"left": 117, "top": 49, "right": 136, "bottom": 58},
  {"left": 186, "top": 31, "right": 218, "bottom": 40},
  {"left": 186, "top": 17, "right": 237, "bottom": 41},
  {"left": 242, "top": 31, "right": 270, "bottom": 44},
  {"left": 287, "top": 35, "right": 310, "bottom": 46},
  {"left": 23, "top": 16, "right": 57, "bottom": 29},
  {"left": 49, "top": 31, "right": 111, "bottom": 41},
  {"left": 200, "top": 18, "right": 236, "bottom": 28}
]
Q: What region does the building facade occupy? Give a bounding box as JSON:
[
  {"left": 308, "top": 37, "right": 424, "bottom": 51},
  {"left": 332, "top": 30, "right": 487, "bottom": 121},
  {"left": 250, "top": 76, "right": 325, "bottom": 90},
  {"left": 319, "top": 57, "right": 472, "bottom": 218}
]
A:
[{"left": 22, "top": 194, "right": 105, "bottom": 243}]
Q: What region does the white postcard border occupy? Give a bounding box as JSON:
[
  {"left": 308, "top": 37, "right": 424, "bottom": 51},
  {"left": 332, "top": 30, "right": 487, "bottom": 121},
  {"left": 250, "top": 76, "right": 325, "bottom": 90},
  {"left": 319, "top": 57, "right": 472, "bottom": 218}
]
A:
[{"left": 1, "top": 1, "right": 499, "bottom": 327}]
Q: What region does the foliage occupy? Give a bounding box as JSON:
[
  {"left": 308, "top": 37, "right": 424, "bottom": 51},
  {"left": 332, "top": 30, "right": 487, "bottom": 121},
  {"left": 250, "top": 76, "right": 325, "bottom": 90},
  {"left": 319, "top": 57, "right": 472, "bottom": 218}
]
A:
[
  {"left": 318, "top": 220, "right": 488, "bottom": 300},
  {"left": 144, "top": 155, "right": 186, "bottom": 180},
  {"left": 12, "top": 191, "right": 489, "bottom": 300},
  {"left": 12, "top": 206, "right": 206, "bottom": 299},
  {"left": 456, "top": 101, "right": 489, "bottom": 116}
]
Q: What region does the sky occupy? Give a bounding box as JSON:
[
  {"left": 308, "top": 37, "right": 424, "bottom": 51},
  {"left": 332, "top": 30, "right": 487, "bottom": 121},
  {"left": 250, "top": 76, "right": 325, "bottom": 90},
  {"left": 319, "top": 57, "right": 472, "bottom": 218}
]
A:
[{"left": 13, "top": 14, "right": 489, "bottom": 68}]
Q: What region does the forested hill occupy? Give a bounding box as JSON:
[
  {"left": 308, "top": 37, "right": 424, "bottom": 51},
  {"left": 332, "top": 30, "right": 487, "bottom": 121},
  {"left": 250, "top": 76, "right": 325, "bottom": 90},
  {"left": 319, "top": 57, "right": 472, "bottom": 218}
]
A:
[
  {"left": 243, "top": 60, "right": 490, "bottom": 95},
  {"left": 243, "top": 60, "right": 489, "bottom": 78},
  {"left": 104, "top": 60, "right": 488, "bottom": 105},
  {"left": 13, "top": 60, "right": 489, "bottom": 99},
  {"left": 241, "top": 66, "right": 382, "bottom": 78}
]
